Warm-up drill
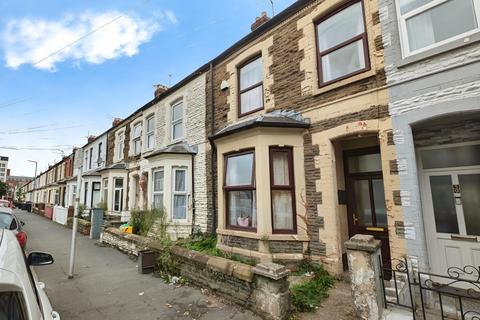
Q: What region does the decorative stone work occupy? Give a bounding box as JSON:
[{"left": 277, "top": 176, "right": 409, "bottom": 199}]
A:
[
  {"left": 220, "top": 235, "right": 259, "bottom": 251},
  {"left": 268, "top": 241, "right": 304, "bottom": 254}
]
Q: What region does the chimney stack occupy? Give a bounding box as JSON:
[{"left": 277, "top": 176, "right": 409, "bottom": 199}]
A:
[
  {"left": 87, "top": 135, "right": 97, "bottom": 143},
  {"left": 112, "top": 117, "right": 123, "bottom": 127},
  {"left": 154, "top": 84, "right": 169, "bottom": 98},
  {"left": 251, "top": 11, "right": 270, "bottom": 31}
]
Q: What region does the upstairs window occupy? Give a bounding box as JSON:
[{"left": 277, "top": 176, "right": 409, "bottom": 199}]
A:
[
  {"left": 117, "top": 132, "right": 125, "bottom": 160},
  {"left": 171, "top": 101, "right": 183, "bottom": 141},
  {"left": 316, "top": 1, "right": 369, "bottom": 85},
  {"left": 132, "top": 123, "right": 142, "bottom": 155},
  {"left": 146, "top": 116, "right": 155, "bottom": 149},
  {"left": 397, "top": 0, "right": 480, "bottom": 56},
  {"left": 97, "top": 142, "right": 103, "bottom": 165},
  {"left": 224, "top": 151, "right": 257, "bottom": 230},
  {"left": 238, "top": 56, "right": 263, "bottom": 116},
  {"left": 88, "top": 147, "right": 93, "bottom": 169}
]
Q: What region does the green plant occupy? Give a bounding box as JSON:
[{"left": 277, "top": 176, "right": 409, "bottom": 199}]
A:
[
  {"left": 77, "top": 204, "right": 86, "bottom": 217},
  {"left": 290, "top": 262, "right": 334, "bottom": 312},
  {"left": 130, "top": 208, "right": 165, "bottom": 236}
]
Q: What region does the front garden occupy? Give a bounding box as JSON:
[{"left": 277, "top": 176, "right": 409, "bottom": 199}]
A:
[{"left": 100, "top": 208, "right": 337, "bottom": 320}]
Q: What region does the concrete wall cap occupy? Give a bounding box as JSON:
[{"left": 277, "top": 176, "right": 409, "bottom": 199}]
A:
[
  {"left": 252, "top": 262, "right": 289, "bottom": 280},
  {"left": 345, "top": 234, "right": 381, "bottom": 253}
]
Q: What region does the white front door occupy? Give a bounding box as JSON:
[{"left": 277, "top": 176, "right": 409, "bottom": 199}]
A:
[
  {"left": 424, "top": 171, "right": 480, "bottom": 273},
  {"left": 420, "top": 143, "right": 480, "bottom": 275}
]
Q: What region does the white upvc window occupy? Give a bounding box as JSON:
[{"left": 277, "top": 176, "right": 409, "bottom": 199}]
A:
[
  {"left": 171, "top": 101, "right": 183, "bottom": 141},
  {"left": 396, "top": 0, "right": 480, "bottom": 57},
  {"left": 117, "top": 131, "right": 125, "bottom": 160},
  {"left": 146, "top": 116, "right": 155, "bottom": 150},
  {"left": 113, "top": 178, "right": 124, "bottom": 212},
  {"left": 152, "top": 168, "right": 164, "bottom": 209},
  {"left": 172, "top": 167, "right": 187, "bottom": 220},
  {"left": 132, "top": 122, "right": 142, "bottom": 155}
]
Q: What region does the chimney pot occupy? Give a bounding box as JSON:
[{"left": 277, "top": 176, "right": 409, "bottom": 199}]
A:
[
  {"left": 251, "top": 11, "right": 270, "bottom": 31},
  {"left": 154, "top": 84, "right": 169, "bottom": 98},
  {"left": 112, "top": 117, "right": 123, "bottom": 127},
  {"left": 87, "top": 135, "right": 97, "bottom": 143}
]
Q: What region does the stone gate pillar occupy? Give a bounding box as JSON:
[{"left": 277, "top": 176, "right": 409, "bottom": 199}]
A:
[{"left": 345, "top": 234, "right": 384, "bottom": 320}]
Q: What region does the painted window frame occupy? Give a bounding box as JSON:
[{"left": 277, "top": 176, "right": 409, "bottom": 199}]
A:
[
  {"left": 314, "top": 0, "right": 370, "bottom": 87},
  {"left": 172, "top": 167, "right": 188, "bottom": 221},
  {"left": 152, "top": 168, "right": 164, "bottom": 209},
  {"left": 88, "top": 147, "right": 93, "bottom": 169},
  {"left": 102, "top": 178, "right": 108, "bottom": 203},
  {"left": 269, "top": 146, "right": 297, "bottom": 234},
  {"left": 145, "top": 115, "right": 155, "bottom": 150},
  {"left": 116, "top": 131, "right": 125, "bottom": 161},
  {"left": 171, "top": 101, "right": 184, "bottom": 142},
  {"left": 132, "top": 122, "right": 142, "bottom": 155},
  {"left": 113, "top": 178, "right": 124, "bottom": 212},
  {"left": 395, "top": 0, "right": 480, "bottom": 58},
  {"left": 97, "top": 142, "right": 103, "bottom": 166},
  {"left": 237, "top": 55, "right": 264, "bottom": 117},
  {"left": 91, "top": 181, "right": 101, "bottom": 208},
  {"left": 223, "top": 149, "right": 257, "bottom": 232}
]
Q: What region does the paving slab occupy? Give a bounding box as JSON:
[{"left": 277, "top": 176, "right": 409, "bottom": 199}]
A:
[{"left": 16, "top": 209, "right": 260, "bottom": 320}]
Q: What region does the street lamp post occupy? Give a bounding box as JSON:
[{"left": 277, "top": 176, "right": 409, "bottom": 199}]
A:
[
  {"left": 27, "top": 160, "right": 38, "bottom": 179},
  {"left": 68, "top": 150, "right": 83, "bottom": 279}
]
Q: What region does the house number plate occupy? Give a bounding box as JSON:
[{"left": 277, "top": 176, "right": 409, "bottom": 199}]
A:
[{"left": 452, "top": 184, "right": 461, "bottom": 194}]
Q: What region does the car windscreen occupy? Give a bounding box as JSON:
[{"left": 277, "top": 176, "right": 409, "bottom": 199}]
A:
[{"left": 0, "top": 213, "right": 16, "bottom": 230}]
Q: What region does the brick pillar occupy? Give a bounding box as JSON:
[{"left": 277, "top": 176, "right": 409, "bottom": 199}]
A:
[
  {"left": 252, "top": 262, "right": 290, "bottom": 320},
  {"left": 345, "top": 234, "right": 384, "bottom": 320}
]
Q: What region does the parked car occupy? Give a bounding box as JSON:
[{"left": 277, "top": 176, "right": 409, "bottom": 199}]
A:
[
  {"left": 0, "top": 211, "right": 27, "bottom": 248},
  {"left": 0, "top": 200, "right": 13, "bottom": 214},
  {"left": 0, "top": 229, "right": 60, "bottom": 319}
]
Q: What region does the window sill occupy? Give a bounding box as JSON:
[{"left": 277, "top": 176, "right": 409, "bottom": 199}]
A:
[
  {"left": 217, "top": 228, "right": 309, "bottom": 241},
  {"left": 311, "top": 68, "right": 375, "bottom": 97},
  {"left": 397, "top": 34, "right": 480, "bottom": 68}
]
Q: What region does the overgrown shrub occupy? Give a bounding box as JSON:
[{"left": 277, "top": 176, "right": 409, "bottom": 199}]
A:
[
  {"left": 130, "top": 208, "right": 165, "bottom": 236},
  {"left": 290, "top": 261, "right": 335, "bottom": 312}
]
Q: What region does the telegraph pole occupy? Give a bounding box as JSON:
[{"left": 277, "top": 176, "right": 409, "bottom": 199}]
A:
[{"left": 68, "top": 149, "right": 83, "bottom": 279}]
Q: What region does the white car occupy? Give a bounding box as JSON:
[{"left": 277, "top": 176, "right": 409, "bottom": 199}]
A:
[
  {"left": 0, "top": 200, "right": 12, "bottom": 214},
  {"left": 0, "top": 229, "right": 60, "bottom": 319}
]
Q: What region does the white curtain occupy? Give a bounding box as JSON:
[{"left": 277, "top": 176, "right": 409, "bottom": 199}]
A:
[
  {"left": 272, "top": 191, "right": 293, "bottom": 230},
  {"left": 406, "top": 13, "right": 435, "bottom": 51},
  {"left": 273, "top": 152, "right": 289, "bottom": 185}
]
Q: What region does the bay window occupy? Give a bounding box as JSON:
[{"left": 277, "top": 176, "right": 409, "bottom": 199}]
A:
[
  {"left": 146, "top": 116, "right": 155, "bottom": 149},
  {"left": 172, "top": 168, "right": 187, "bottom": 220},
  {"left": 102, "top": 178, "right": 108, "bottom": 204},
  {"left": 316, "top": 1, "right": 369, "bottom": 85},
  {"left": 397, "top": 0, "right": 480, "bottom": 56},
  {"left": 238, "top": 56, "right": 263, "bottom": 116},
  {"left": 270, "top": 147, "right": 296, "bottom": 233},
  {"left": 152, "top": 169, "right": 164, "bottom": 209},
  {"left": 113, "top": 178, "right": 123, "bottom": 212},
  {"left": 171, "top": 102, "right": 183, "bottom": 141},
  {"left": 132, "top": 123, "right": 142, "bottom": 155},
  {"left": 224, "top": 151, "right": 256, "bottom": 230}
]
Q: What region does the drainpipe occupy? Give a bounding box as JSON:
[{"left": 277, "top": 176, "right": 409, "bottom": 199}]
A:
[
  {"left": 190, "top": 153, "right": 196, "bottom": 234},
  {"left": 209, "top": 62, "right": 217, "bottom": 235}
]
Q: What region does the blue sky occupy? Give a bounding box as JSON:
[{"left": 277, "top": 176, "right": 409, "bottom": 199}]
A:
[{"left": 0, "top": 0, "right": 294, "bottom": 177}]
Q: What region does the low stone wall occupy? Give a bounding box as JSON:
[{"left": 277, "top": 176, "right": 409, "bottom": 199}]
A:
[
  {"left": 101, "top": 228, "right": 291, "bottom": 319},
  {"left": 67, "top": 218, "right": 91, "bottom": 236},
  {"left": 100, "top": 227, "right": 151, "bottom": 257}
]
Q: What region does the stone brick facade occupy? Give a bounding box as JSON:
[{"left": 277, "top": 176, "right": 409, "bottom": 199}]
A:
[{"left": 208, "top": 0, "right": 403, "bottom": 274}]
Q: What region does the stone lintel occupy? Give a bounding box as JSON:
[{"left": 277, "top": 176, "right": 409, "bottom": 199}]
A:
[
  {"left": 252, "top": 262, "right": 289, "bottom": 280},
  {"left": 345, "top": 234, "right": 381, "bottom": 253}
]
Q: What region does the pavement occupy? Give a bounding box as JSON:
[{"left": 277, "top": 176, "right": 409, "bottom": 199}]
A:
[{"left": 16, "top": 209, "right": 260, "bottom": 320}]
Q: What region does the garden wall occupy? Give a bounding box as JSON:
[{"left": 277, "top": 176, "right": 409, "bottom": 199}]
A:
[
  {"left": 101, "top": 228, "right": 291, "bottom": 320},
  {"left": 100, "top": 227, "right": 152, "bottom": 257}
]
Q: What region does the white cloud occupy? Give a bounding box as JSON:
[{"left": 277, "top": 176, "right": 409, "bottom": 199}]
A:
[{"left": 2, "top": 11, "right": 172, "bottom": 71}]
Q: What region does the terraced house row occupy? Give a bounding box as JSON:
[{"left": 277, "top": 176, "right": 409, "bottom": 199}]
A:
[{"left": 22, "top": 0, "right": 480, "bottom": 276}]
